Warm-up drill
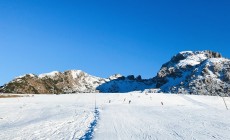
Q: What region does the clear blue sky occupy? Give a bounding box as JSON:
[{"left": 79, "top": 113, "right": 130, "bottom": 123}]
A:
[{"left": 0, "top": 0, "right": 230, "bottom": 85}]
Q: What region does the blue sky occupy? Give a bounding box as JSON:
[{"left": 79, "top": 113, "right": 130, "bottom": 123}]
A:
[{"left": 0, "top": 0, "right": 230, "bottom": 85}]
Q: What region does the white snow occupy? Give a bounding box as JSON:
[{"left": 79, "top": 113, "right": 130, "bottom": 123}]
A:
[
  {"left": 16, "top": 74, "right": 36, "bottom": 79},
  {"left": 0, "top": 94, "right": 96, "bottom": 140},
  {"left": 108, "top": 74, "right": 123, "bottom": 80},
  {"left": 70, "top": 70, "right": 84, "bottom": 79},
  {"left": 0, "top": 93, "right": 230, "bottom": 140},
  {"left": 206, "top": 58, "right": 229, "bottom": 66},
  {"left": 38, "top": 71, "right": 60, "bottom": 78},
  {"left": 177, "top": 51, "right": 208, "bottom": 67}
]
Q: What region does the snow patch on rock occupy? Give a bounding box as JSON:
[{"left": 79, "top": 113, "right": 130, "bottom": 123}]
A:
[{"left": 38, "top": 71, "right": 60, "bottom": 78}]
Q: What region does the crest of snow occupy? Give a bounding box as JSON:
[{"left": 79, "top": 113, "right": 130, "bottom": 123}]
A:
[
  {"left": 38, "top": 71, "right": 60, "bottom": 78},
  {"left": 70, "top": 70, "right": 102, "bottom": 80},
  {"left": 177, "top": 51, "right": 208, "bottom": 67},
  {"left": 69, "top": 70, "right": 105, "bottom": 92},
  {"left": 109, "top": 74, "right": 123, "bottom": 80},
  {"left": 16, "top": 74, "right": 36, "bottom": 79},
  {"left": 179, "top": 51, "right": 193, "bottom": 55}
]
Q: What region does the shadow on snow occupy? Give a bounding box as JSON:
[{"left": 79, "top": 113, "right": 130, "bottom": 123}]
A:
[
  {"left": 79, "top": 108, "right": 100, "bottom": 140},
  {"left": 96, "top": 78, "right": 155, "bottom": 93}
]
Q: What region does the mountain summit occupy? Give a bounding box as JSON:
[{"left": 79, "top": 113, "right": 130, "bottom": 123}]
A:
[{"left": 154, "top": 50, "right": 230, "bottom": 96}]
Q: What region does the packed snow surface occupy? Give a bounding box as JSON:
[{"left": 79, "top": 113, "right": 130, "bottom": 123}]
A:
[{"left": 0, "top": 93, "right": 230, "bottom": 140}]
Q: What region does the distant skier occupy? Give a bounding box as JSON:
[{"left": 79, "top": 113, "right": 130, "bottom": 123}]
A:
[
  {"left": 161, "top": 102, "right": 164, "bottom": 106},
  {"left": 129, "top": 100, "right": 131, "bottom": 104},
  {"left": 109, "top": 100, "right": 111, "bottom": 103}
]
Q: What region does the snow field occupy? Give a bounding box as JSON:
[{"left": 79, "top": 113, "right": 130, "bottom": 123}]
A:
[
  {"left": 0, "top": 93, "right": 230, "bottom": 140},
  {"left": 0, "top": 94, "right": 96, "bottom": 140}
]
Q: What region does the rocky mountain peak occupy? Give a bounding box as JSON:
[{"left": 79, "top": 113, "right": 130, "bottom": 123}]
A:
[
  {"left": 155, "top": 50, "right": 229, "bottom": 96},
  {"left": 156, "top": 50, "right": 223, "bottom": 87},
  {"left": 164, "top": 50, "right": 222, "bottom": 68}
]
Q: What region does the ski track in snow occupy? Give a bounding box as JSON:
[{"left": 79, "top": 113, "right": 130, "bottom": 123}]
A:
[
  {"left": 80, "top": 107, "right": 99, "bottom": 140},
  {"left": 0, "top": 93, "right": 230, "bottom": 140},
  {"left": 94, "top": 93, "right": 230, "bottom": 140},
  {"left": 0, "top": 94, "right": 96, "bottom": 140}
]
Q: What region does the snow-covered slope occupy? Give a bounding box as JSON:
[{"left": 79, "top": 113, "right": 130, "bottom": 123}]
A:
[
  {"left": 0, "top": 94, "right": 96, "bottom": 140},
  {"left": 154, "top": 50, "right": 230, "bottom": 96},
  {"left": 0, "top": 93, "right": 230, "bottom": 140}
]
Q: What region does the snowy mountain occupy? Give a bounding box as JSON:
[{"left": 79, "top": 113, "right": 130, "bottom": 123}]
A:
[
  {"left": 0, "top": 70, "right": 155, "bottom": 94},
  {"left": 1, "top": 50, "right": 229, "bottom": 96},
  {"left": 154, "top": 50, "right": 230, "bottom": 96}
]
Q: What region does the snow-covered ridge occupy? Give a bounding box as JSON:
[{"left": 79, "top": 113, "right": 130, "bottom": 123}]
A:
[
  {"left": 1, "top": 50, "right": 229, "bottom": 96},
  {"left": 166, "top": 50, "right": 222, "bottom": 69},
  {"left": 2, "top": 69, "right": 154, "bottom": 94},
  {"left": 70, "top": 70, "right": 84, "bottom": 79},
  {"left": 156, "top": 50, "right": 230, "bottom": 96},
  {"left": 108, "top": 74, "right": 123, "bottom": 80},
  {"left": 16, "top": 73, "right": 36, "bottom": 79},
  {"left": 177, "top": 51, "right": 209, "bottom": 67},
  {"left": 38, "top": 71, "right": 60, "bottom": 78}
]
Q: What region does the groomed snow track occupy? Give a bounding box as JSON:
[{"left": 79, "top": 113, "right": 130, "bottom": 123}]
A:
[{"left": 0, "top": 93, "right": 230, "bottom": 140}]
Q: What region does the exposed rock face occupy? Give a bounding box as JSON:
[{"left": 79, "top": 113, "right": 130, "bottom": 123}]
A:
[
  {"left": 154, "top": 51, "right": 230, "bottom": 96},
  {"left": 156, "top": 51, "right": 222, "bottom": 88},
  {"left": 0, "top": 70, "right": 155, "bottom": 94}
]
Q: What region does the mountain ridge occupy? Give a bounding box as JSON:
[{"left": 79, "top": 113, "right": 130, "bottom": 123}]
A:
[
  {"left": 0, "top": 70, "right": 155, "bottom": 94},
  {"left": 1, "top": 50, "right": 230, "bottom": 96}
]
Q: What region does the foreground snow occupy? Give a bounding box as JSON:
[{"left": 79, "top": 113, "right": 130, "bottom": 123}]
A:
[
  {"left": 0, "top": 93, "right": 230, "bottom": 140},
  {"left": 0, "top": 94, "right": 96, "bottom": 140}
]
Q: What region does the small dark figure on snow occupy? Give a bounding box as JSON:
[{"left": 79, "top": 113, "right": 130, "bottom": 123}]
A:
[
  {"left": 124, "top": 98, "right": 126, "bottom": 102},
  {"left": 129, "top": 100, "right": 131, "bottom": 104},
  {"left": 109, "top": 100, "right": 111, "bottom": 103},
  {"left": 161, "top": 102, "right": 164, "bottom": 106}
]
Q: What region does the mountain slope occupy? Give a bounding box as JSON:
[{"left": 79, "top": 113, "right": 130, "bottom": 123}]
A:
[
  {"left": 154, "top": 51, "right": 230, "bottom": 96},
  {"left": 0, "top": 70, "right": 155, "bottom": 94}
]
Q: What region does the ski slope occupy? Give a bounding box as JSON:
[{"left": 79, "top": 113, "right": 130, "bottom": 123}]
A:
[
  {"left": 0, "top": 94, "right": 96, "bottom": 140},
  {"left": 0, "top": 93, "right": 230, "bottom": 140}
]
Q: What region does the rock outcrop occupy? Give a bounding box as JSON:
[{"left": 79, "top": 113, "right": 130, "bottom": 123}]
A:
[{"left": 154, "top": 51, "right": 230, "bottom": 96}]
